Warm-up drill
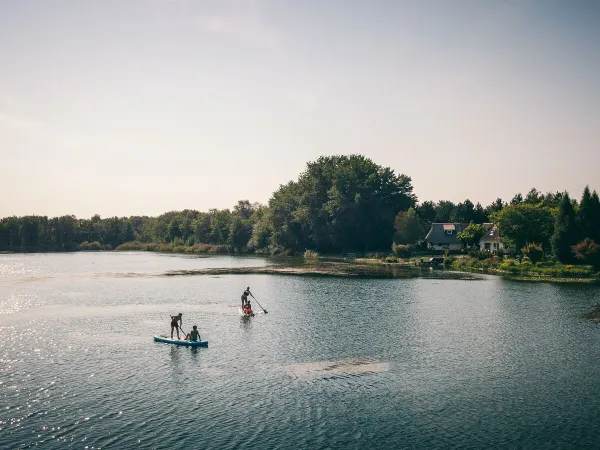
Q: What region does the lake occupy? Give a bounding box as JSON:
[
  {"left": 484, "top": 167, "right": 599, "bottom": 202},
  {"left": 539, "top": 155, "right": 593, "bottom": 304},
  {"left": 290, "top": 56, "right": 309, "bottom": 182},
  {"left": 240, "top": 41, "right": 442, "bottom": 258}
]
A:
[{"left": 1, "top": 252, "right": 600, "bottom": 449}]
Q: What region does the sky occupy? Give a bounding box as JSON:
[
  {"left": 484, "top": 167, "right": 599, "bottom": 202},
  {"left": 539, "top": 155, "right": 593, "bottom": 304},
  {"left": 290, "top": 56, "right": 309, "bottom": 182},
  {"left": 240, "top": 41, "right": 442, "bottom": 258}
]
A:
[{"left": 1, "top": 0, "right": 599, "bottom": 218}]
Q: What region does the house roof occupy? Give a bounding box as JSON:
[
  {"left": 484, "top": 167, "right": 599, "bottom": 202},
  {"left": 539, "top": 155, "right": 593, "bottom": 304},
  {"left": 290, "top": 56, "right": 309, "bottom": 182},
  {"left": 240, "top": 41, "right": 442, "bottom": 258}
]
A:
[
  {"left": 425, "top": 223, "right": 469, "bottom": 245},
  {"left": 480, "top": 225, "right": 501, "bottom": 242}
]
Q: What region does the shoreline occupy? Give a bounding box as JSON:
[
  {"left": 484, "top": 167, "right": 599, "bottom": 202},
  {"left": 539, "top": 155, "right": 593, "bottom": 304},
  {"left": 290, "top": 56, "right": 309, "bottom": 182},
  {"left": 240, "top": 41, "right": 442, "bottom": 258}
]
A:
[{"left": 2, "top": 248, "right": 599, "bottom": 284}]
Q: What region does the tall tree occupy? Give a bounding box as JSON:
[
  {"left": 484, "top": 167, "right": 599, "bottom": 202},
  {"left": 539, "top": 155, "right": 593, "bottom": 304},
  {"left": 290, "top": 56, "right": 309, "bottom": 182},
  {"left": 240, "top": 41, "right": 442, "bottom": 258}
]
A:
[
  {"left": 591, "top": 191, "right": 600, "bottom": 244},
  {"left": 485, "top": 198, "right": 504, "bottom": 217},
  {"left": 434, "top": 201, "right": 455, "bottom": 223},
  {"left": 578, "top": 186, "right": 595, "bottom": 241},
  {"left": 414, "top": 201, "right": 436, "bottom": 228},
  {"left": 456, "top": 224, "right": 486, "bottom": 247},
  {"left": 266, "top": 155, "right": 416, "bottom": 253},
  {"left": 510, "top": 193, "right": 523, "bottom": 205},
  {"left": 551, "top": 193, "right": 579, "bottom": 263},
  {"left": 490, "top": 203, "right": 554, "bottom": 252},
  {"left": 524, "top": 188, "right": 542, "bottom": 204},
  {"left": 393, "top": 208, "right": 426, "bottom": 244},
  {"left": 451, "top": 199, "right": 475, "bottom": 223}
]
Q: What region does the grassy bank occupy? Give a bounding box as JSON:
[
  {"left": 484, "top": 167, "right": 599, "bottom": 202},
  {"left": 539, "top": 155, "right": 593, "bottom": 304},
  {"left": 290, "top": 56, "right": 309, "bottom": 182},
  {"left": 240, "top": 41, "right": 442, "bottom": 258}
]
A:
[
  {"left": 449, "top": 256, "right": 600, "bottom": 283},
  {"left": 113, "top": 242, "right": 600, "bottom": 283}
]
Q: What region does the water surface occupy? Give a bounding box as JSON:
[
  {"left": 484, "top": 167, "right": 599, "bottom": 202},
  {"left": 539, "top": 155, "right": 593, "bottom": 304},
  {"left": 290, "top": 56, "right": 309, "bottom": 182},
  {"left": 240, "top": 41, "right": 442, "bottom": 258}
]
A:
[{"left": 1, "top": 252, "right": 600, "bottom": 449}]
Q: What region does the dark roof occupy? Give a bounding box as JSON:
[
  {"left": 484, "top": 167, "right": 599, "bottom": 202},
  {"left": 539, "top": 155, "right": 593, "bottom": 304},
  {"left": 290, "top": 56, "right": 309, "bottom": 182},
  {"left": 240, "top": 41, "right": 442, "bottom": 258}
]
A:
[
  {"left": 480, "top": 225, "right": 501, "bottom": 242},
  {"left": 425, "top": 223, "right": 469, "bottom": 245}
]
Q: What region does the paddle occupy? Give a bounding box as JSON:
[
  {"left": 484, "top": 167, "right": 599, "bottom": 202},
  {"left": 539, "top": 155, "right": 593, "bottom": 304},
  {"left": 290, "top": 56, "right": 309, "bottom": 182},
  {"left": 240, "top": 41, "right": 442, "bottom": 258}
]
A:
[
  {"left": 250, "top": 293, "right": 268, "bottom": 314},
  {"left": 178, "top": 325, "right": 188, "bottom": 340}
]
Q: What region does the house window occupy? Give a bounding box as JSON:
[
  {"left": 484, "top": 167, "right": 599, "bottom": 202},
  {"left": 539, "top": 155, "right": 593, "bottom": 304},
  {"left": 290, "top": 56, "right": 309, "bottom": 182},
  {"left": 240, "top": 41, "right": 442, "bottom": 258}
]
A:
[
  {"left": 493, "top": 243, "right": 499, "bottom": 250},
  {"left": 445, "top": 230, "right": 453, "bottom": 235},
  {"left": 484, "top": 243, "right": 491, "bottom": 250}
]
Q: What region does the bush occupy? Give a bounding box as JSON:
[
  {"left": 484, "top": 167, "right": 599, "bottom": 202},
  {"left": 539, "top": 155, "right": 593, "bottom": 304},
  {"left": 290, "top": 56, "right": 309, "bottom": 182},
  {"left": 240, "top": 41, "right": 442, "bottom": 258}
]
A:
[
  {"left": 520, "top": 260, "right": 533, "bottom": 271},
  {"left": 521, "top": 243, "right": 544, "bottom": 263},
  {"left": 392, "top": 243, "right": 415, "bottom": 258},
  {"left": 468, "top": 249, "right": 489, "bottom": 260},
  {"left": 572, "top": 239, "right": 600, "bottom": 270},
  {"left": 499, "top": 259, "right": 520, "bottom": 273},
  {"left": 443, "top": 256, "right": 454, "bottom": 268},
  {"left": 303, "top": 249, "right": 320, "bottom": 263}
]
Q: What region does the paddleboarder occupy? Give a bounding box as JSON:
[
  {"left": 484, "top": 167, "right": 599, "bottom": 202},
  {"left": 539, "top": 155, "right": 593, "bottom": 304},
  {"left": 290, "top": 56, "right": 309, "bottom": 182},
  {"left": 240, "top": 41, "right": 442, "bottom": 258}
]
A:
[
  {"left": 170, "top": 313, "right": 183, "bottom": 339},
  {"left": 185, "top": 325, "right": 200, "bottom": 342},
  {"left": 241, "top": 286, "right": 251, "bottom": 309}
]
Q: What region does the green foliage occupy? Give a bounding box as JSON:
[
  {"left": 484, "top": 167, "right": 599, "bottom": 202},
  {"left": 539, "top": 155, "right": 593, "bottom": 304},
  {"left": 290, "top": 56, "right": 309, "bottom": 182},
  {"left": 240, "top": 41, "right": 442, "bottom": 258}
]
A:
[
  {"left": 265, "top": 155, "right": 416, "bottom": 253},
  {"left": 414, "top": 201, "right": 436, "bottom": 228},
  {"left": 578, "top": 186, "right": 600, "bottom": 243},
  {"left": 78, "top": 241, "right": 103, "bottom": 251},
  {"left": 521, "top": 243, "right": 543, "bottom": 263},
  {"left": 392, "top": 243, "right": 415, "bottom": 258},
  {"left": 303, "top": 250, "right": 320, "bottom": 263},
  {"left": 393, "top": 208, "right": 425, "bottom": 245},
  {"left": 456, "top": 224, "right": 486, "bottom": 247},
  {"left": 592, "top": 192, "right": 600, "bottom": 244},
  {"left": 468, "top": 249, "right": 490, "bottom": 260},
  {"left": 491, "top": 203, "right": 554, "bottom": 252},
  {"left": 551, "top": 193, "right": 579, "bottom": 263},
  {"left": 115, "top": 242, "right": 231, "bottom": 254},
  {"left": 572, "top": 239, "right": 600, "bottom": 270},
  {"left": 442, "top": 256, "right": 454, "bottom": 268}
]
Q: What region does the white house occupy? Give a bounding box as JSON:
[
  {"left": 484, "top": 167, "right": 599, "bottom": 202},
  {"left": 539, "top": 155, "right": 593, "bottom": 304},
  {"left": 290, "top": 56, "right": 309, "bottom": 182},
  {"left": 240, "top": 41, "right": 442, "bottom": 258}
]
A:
[{"left": 479, "top": 223, "right": 504, "bottom": 253}]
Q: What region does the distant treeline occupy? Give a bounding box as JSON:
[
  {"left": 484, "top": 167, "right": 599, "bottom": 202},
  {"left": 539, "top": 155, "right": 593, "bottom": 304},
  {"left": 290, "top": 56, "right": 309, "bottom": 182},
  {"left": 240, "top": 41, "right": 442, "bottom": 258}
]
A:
[{"left": 1, "top": 155, "right": 599, "bottom": 267}]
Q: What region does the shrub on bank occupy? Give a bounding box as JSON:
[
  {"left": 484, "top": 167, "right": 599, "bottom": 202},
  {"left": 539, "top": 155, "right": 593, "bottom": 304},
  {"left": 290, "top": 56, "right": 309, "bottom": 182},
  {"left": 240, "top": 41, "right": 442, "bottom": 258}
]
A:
[
  {"left": 392, "top": 243, "right": 415, "bottom": 258},
  {"left": 78, "top": 241, "right": 104, "bottom": 251},
  {"left": 303, "top": 249, "right": 320, "bottom": 263}
]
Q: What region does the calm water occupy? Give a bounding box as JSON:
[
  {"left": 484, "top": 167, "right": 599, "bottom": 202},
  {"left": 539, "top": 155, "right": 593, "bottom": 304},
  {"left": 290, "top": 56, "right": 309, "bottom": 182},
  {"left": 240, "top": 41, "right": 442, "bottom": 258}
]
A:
[{"left": 1, "top": 252, "right": 600, "bottom": 449}]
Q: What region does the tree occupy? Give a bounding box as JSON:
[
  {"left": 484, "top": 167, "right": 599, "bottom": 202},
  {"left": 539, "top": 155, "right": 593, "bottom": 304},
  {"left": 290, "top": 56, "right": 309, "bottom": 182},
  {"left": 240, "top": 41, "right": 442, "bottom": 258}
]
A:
[
  {"left": 456, "top": 224, "right": 486, "bottom": 247},
  {"left": 551, "top": 193, "right": 579, "bottom": 263},
  {"left": 228, "top": 216, "right": 251, "bottom": 251},
  {"left": 578, "top": 186, "right": 594, "bottom": 241},
  {"left": 572, "top": 239, "right": 600, "bottom": 270},
  {"left": 524, "top": 188, "right": 542, "bottom": 204},
  {"left": 491, "top": 203, "right": 554, "bottom": 252},
  {"left": 393, "top": 208, "right": 425, "bottom": 244},
  {"left": 451, "top": 199, "right": 475, "bottom": 223},
  {"left": 485, "top": 198, "right": 504, "bottom": 217},
  {"left": 591, "top": 191, "right": 600, "bottom": 243},
  {"left": 265, "top": 155, "right": 416, "bottom": 253},
  {"left": 510, "top": 193, "right": 523, "bottom": 205},
  {"left": 434, "top": 201, "right": 455, "bottom": 223},
  {"left": 473, "top": 202, "right": 488, "bottom": 223},
  {"left": 414, "top": 201, "right": 436, "bottom": 228}
]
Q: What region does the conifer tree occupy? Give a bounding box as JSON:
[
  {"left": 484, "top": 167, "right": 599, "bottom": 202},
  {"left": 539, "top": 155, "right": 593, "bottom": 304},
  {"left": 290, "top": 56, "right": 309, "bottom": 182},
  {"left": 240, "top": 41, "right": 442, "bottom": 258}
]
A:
[
  {"left": 578, "top": 186, "right": 594, "bottom": 241},
  {"left": 591, "top": 191, "right": 600, "bottom": 244},
  {"left": 551, "top": 192, "right": 579, "bottom": 263}
]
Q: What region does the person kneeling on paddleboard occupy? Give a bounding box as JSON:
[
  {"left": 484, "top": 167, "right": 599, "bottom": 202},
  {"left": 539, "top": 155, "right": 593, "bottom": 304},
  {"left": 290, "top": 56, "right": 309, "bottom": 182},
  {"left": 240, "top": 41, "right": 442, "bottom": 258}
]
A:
[
  {"left": 186, "top": 325, "right": 200, "bottom": 342},
  {"left": 243, "top": 299, "right": 253, "bottom": 315},
  {"left": 170, "top": 313, "right": 183, "bottom": 339}
]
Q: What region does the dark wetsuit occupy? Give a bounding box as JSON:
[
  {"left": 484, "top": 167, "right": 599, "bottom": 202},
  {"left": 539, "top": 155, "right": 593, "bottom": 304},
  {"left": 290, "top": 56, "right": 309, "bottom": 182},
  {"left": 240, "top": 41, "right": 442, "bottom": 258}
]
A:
[
  {"left": 241, "top": 289, "right": 251, "bottom": 308},
  {"left": 170, "top": 315, "right": 182, "bottom": 339}
]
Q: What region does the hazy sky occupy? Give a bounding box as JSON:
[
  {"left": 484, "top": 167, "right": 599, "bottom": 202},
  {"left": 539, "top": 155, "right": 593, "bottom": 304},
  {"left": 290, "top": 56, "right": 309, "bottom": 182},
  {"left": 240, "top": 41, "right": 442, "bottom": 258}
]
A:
[{"left": 1, "top": 0, "right": 599, "bottom": 218}]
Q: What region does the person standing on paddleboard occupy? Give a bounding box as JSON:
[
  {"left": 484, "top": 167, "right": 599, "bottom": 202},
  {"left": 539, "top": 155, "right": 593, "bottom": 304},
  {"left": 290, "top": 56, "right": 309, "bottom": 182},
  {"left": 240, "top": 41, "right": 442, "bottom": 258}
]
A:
[
  {"left": 241, "top": 286, "right": 251, "bottom": 309},
  {"left": 170, "top": 313, "right": 183, "bottom": 339}
]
